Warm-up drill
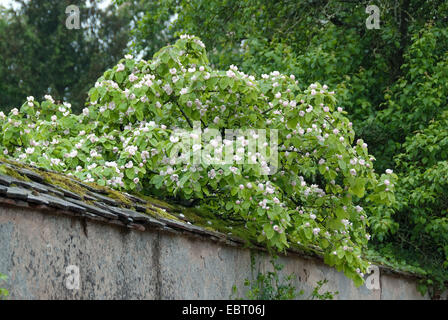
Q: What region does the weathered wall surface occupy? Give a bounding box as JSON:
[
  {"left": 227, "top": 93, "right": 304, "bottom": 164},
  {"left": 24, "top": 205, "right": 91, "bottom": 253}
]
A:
[{"left": 0, "top": 206, "right": 434, "bottom": 299}]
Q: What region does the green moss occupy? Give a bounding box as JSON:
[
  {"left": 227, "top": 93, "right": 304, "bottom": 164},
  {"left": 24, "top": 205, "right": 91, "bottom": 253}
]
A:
[
  {"left": 39, "top": 171, "right": 88, "bottom": 197},
  {"left": 179, "top": 207, "right": 210, "bottom": 225},
  {"left": 0, "top": 157, "right": 30, "bottom": 169},
  {"left": 39, "top": 169, "right": 132, "bottom": 208},
  {"left": 141, "top": 199, "right": 257, "bottom": 246},
  {"left": 145, "top": 204, "right": 181, "bottom": 221},
  {"left": 0, "top": 164, "right": 31, "bottom": 181},
  {"left": 0, "top": 157, "right": 88, "bottom": 197},
  {"left": 106, "top": 189, "right": 133, "bottom": 207},
  {"left": 177, "top": 205, "right": 258, "bottom": 245},
  {"left": 136, "top": 193, "right": 176, "bottom": 211}
]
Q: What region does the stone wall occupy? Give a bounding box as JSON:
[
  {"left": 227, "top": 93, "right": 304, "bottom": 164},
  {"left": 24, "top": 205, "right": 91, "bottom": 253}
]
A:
[{"left": 0, "top": 205, "right": 435, "bottom": 299}]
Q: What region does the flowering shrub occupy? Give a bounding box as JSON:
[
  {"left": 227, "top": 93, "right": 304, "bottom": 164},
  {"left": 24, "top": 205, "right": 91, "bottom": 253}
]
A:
[{"left": 0, "top": 36, "right": 396, "bottom": 285}]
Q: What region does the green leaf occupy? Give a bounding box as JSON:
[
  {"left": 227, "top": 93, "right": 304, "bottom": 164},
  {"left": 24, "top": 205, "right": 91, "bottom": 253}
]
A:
[{"left": 125, "top": 168, "right": 135, "bottom": 179}]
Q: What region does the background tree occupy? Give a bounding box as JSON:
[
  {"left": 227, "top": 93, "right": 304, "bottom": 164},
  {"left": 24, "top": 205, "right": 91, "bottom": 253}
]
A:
[{"left": 0, "top": 0, "right": 135, "bottom": 113}]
